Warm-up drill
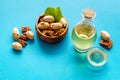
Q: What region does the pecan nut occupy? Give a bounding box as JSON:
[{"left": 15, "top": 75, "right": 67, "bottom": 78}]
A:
[
  {"left": 100, "top": 40, "right": 112, "bottom": 49},
  {"left": 20, "top": 35, "right": 29, "bottom": 41},
  {"left": 18, "top": 39, "right": 27, "bottom": 47},
  {"left": 22, "top": 26, "right": 31, "bottom": 33}
]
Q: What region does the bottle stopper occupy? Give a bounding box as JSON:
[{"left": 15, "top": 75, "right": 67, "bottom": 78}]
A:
[{"left": 84, "top": 9, "right": 95, "bottom": 19}]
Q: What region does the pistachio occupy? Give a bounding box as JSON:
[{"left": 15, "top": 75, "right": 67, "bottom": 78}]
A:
[
  {"left": 101, "top": 30, "right": 110, "bottom": 41},
  {"left": 42, "top": 30, "right": 55, "bottom": 36},
  {"left": 54, "top": 28, "right": 65, "bottom": 36},
  {"left": 12, "top": 42, "right": 22, "bottom": 50},
  {"left": 26, "top": 31, "right": 34, "bottom": 39},
  {"left": 12, "top": 27, "right": 20, "bottom": 40},
  {"left": 55, "top": 28, "right": 65, "bottom": 34},
  {"left": 50, "top": 22, "right": 63, "bottom": 30},
  {"left": 43, "top": 15, "right": 55, "bottom": 22},
  {"left": 38, "top": 22, "right": 50, "bottom": 29},
  {"left": 60, "top": 17, "right": 67, "bottom": 27}
]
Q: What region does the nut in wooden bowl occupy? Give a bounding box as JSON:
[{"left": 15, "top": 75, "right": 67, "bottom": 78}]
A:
[{"left": 35, "top": 14, "right": 68, "bottom": 43}]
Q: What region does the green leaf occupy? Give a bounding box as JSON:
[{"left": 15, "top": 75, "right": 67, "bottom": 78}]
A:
[
  {"left": 45, "top": 6, "right": 55, "bottom": 17},
  {"left": 54, "top": 7, "right": 62, "bottom": 22},
  {"left": 44, "top": 6, "right": 62, "bottom": 22}
]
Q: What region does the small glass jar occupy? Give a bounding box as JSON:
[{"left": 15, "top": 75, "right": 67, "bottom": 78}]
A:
[
  {"left": 72, "top": 9, "right": 97, "bottom": 52},
  {"left": 87, "top": 47, "right": 108, "bottom": 71}
]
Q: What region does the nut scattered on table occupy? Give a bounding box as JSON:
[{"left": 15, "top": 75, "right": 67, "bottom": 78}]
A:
[
  {"left": 22, "top": 26, "right": 31, "bottom": 33},
  {"left": 18, "top": 39, "right": 27, "bottom": 47},
  {"left": 101, "top": 30, "right": 110, "bottom": 41},
  {"left": 20, "top": 34, "right": 29, "bottom": 41},
  {"left": 100, "top": 40, "right": 112, "bottom": 49},
  {"left": 12, "top": 42, "right": 22, "bottom": 50},
  {"left": 26, "top": 31, "right": 34, "bottom": 39},
  {"left": 12, "top": 27, "right": 20, "bottom": 40},
  {"left": 100, "top": 30, "right": 112, "bottom": 49},
  {"left": 12, "top": 26, "right": 34, "bottom": 51}
]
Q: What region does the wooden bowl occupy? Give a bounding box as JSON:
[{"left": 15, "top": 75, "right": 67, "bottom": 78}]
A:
[{"left": 35, "top": 15, "right": 68, "bottom": 43}]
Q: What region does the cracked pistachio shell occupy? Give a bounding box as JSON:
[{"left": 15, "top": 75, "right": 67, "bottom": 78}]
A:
[
  {"left": 43, "top": 15, "right": 55, "bottom": 22},
  {"left": 50, "top": 22, "right": 63, "bottom": 30},
  {"left": 12, "top": 27, "right": 20, "bottom": 40},
  {"left": 60, "top": 17, "right": 67, "bottom": 27},
  {"left": 12, "top": 42, "right": 22, "bottom": 50},
  {"left": 101, "top": 30, "right": 110, "bottom": 41},
  {"left": 26, "top": 31, "right": 34, "bottom": 39},
  {"left": 38, "top": 22, "right": 50, "bottom": 29}
]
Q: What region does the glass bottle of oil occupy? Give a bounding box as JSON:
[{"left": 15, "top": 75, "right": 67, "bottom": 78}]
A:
[{"left": 72, "top": 9, "right": 97, "bottom": 52}]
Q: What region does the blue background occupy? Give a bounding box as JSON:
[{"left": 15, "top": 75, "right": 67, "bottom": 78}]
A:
[{"left": 0, "top": 0, "right": 119, "bottom": 80}]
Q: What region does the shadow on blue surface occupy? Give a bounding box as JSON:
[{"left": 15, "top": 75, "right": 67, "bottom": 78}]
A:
[
  {"left": 12, "top": 48, "right": 23, "bottom": 54},
  {"left": 70, "top": 47, "right": 109, "bottom": 78},
  {"left": 36, "top": 34, "right": 69, "bottom": 55},
  {"left": 27, "top": 39, "right": 35, "bottom": 44}
]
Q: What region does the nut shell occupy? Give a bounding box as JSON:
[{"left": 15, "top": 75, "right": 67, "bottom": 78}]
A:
[
  {"left": 101, "top": 30, "right": 110, "bottom": 41},
  {"left": 20, "top": 35, "right": 29, "bottom": 41},
  {"left": 26, "top": 31, "right": 34, "bottom": 39},
  {"left": 12, "top": 27, "right": 20, "bottom": 40},
  {"left": 100, "top": 40, "right": 112, "bottom": 49},
  {"left": 50, "top": 22, "right": 63, "bottom": 30},
  {"left": 12, "top": 42, "right": 22, "bottom": 50},
  {"left": 42, "top": 30, "right": 55, "bottom": 36},
  {"left": 18, "top": 39, "right": 27, "bottom": 47},
  {"left": 43, "top": 15, "right": 55, "bottom": 23},
  {"left": 60, "top": 17, "right": 67, "bottom": 27},
  {"left": 38, "top": 22, "right": 50, "bottom": 29},
  {"left": 22, "top": 26, "right": 31, "bottom": 33}
]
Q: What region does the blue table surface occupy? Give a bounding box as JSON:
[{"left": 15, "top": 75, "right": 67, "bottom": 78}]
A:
[{"left": 0, "top": 0, "right": 120, "bottom": 80}]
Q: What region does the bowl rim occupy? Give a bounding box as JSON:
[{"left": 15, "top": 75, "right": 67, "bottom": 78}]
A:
[
  {"left": 87, "top": 47, "right": 108, "bottom": 67},
  {"left": 35, "top": 14, "right": 68, "bottom": 39}
]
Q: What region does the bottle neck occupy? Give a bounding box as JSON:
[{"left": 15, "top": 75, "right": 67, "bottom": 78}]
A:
[{"left": 81, "top": 17, "right": 94, "bottom": 26}]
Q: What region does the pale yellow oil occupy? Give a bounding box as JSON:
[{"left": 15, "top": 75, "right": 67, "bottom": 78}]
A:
[{"left": 72, "top": 23, "right": 97, "bottom": 52}]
